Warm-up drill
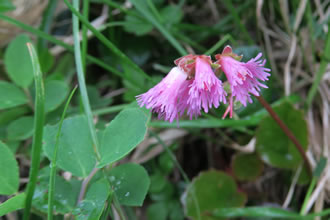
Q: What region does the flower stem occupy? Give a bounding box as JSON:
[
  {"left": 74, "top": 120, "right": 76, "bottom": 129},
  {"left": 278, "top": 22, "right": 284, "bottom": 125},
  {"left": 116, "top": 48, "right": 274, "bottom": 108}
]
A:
[{"left": 255, "top": 95, "right": 312, "bottom": 176}]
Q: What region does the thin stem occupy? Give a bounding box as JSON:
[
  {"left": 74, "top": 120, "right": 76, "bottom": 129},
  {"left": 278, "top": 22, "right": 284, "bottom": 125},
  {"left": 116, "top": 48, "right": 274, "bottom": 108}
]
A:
[
  {"left": 255, "top": 95, "right": 312, "bottom": 176},
  {"left": 82, "top": 0, "right": 89, "bottom": 72},
  {"left": 77, "top": 167, "right": 100, "bottom": 203},
  {"left": 23, "top": 43, "right": 46, "bottom": 220},
  {"left": 300, "top": 177, "right": 317, "bottom": 215},
  {"left": 48, "top": 87, "right": 77, "bottom": 220},
  {"left": 63, "top": 0, "right": 153, "bottom": 82},
  {"left": 72, "top": 0, "right": 101, "bottom": 160}
]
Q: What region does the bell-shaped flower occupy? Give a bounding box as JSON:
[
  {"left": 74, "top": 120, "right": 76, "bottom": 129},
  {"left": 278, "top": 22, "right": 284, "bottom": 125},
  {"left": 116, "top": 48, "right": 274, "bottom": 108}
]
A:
[
  {"left": 136, "top": 67, "right": 189, "bottom": 123},
  {"left": 215, "top": 46, "right": 271, "bottom": 118}
]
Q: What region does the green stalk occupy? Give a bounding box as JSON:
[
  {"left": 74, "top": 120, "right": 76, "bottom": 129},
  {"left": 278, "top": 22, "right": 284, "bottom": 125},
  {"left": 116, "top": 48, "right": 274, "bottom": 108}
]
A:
[
  {"left": 63, "top": 0, "right": 153, "bottom": 82},
  {"left": 82, "top": 0, "right": 90, "bottom": 71},
  {"left": 23, "top": 43, "right": 46, "bottom": 220},
  {"left": 129, "top": 0, "right": 187, "bottom": 56},
  {"left": 222, "top": 0, "right": 254, "bottom": 45},
  {"left": 204, "top": 34, "right": 235, "bottom": 55},
  {"left": 306, "top": 25, "right": 330, "bottom": 109},
  {"left": 47, "top": 87, "right": 77, "bottom": 220},
  {"left": 72, "top": 0, "right": 101, "bottom": 160},
  {"left": 37, "top": 0, "right": 58, "bottom": 50},
  {"left": 0, "top": 14, "right": 137, "bottom": 84}
]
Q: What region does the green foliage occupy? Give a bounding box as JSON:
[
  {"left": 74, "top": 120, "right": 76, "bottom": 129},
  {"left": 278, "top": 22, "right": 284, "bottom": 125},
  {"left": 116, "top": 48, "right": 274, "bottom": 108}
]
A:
[
  {"left": 0, "top": 141, "right": 19, "bottom": 195},
  {"left": 256, "top": 102, "right": 308, "bottom": 169},
  {"left": 73, "top": 178, "right": 110, "bottom": 219},
  {"left": 98, "top": 108, "right": 149, "bottom": 167},
  {"left": 4, "top": 34, "right": 34, "bottom": 88},
  {"left": 44, "top": 80, "right": 70, "bottom": 113},
  {"left": 108, "top": 163, "right": 150, "bottom": 206},
  {"left": 185, "top": 170, "right": 247, "bottom": 220},
  {"left": 7, "top": 116, "right": 34, "bottom": 140},
  {"left": 232, "top": 153, "right": 264, "bottom": 181},
  {"left": 43, "top": 115, "right": 97, "bottom": 177},
  {"left": 32, "top": 168, "right": 80, "bottom": 214},
  {"left": 0, "top": 0, "right": 15, "bottom": 12},
  {"left": 0, "top": 81, "right": 27, "bottom": 110},
  {"left": 0, "top": 193, "right": 25, "bottom": 217}
]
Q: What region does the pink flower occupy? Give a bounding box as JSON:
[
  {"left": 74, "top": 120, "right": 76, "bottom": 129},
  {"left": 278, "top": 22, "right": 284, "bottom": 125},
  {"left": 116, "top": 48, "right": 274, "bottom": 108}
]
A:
[
  {"left": 186, "top": 57, "right": 226, "bottom": 119},
  {"left": 136, "top": 67, "right": 188, "bottom": 123},
  {"left": 215, "top": 46, "right": 271, "bottom": 118}
]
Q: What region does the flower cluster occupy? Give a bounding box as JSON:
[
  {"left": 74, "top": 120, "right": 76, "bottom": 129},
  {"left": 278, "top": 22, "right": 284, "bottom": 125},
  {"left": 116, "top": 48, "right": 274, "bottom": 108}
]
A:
[{"left": 136, "top": 46, "right": 271, "bottom": 123}]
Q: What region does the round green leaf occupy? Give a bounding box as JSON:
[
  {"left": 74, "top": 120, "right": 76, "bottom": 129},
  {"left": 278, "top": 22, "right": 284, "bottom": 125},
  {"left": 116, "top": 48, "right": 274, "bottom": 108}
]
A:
[
  {"left": 185, "top": 170, "right": 246, "bottom": 220},
  {"left": 124, "top": 14, "right": 153, "bottom": 36},
  {"left": 73, "top": 178, "right": 110, "bottom": 219},
  {"left": 147, "top": 202, "right": 168, "bottom": 220},
  {"left": 44, "top": 80, "right": 69, "bottom": 112},
  {"left": 256, "top": 102, "right": 308, "bottom": 169},
  {"left": 0, "top": 141, "right": 19, "bottom": 195},
  {"left": 232, "top": 153, "right": 264, "bottom": 181},
  {"left": 108, "top": 163, "right": 150, "bottom": 206},
  {"left": 7, "top": 116, "right": 34, "bottom": 141},
  {"left": 4, "top": 34, "right": 34, "bottom": 88},
  {"left": 98, "top": 108, "right": 149, "bottom": 167},
  {"left": 0, "top": 81, "right": 27, "bottom": 110},
  {"left": 43, "top": 115, "right": 97, "bottom": 177},
  {"left": 33, "top": 169, "right": 80, "bottom": 214}
]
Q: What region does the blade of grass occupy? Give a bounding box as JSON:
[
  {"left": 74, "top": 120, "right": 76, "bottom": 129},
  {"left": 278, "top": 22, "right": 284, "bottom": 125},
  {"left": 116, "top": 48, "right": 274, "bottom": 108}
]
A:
[
  {"left": 37, "top": 0, "right": 58, "bottom": 51},
  {"left": 204, "top": 34, "right": 236, "bottom": 55},
  {"left": 47, "top": 87, "right": 77, "bottom": 220},
  {"left": 0, "top": 14, "right": 140, "bottom": 86},
  {"left": 82, "top": 0, "right": 89, "bottom": 71},
  {"left": 23, "top": 43, "right": 46, "bottom": 220},
  {"left": 129, "top": 0, "right": 187, "bottom": 56},
  {"left": 222, "top": 0, "right": 254, "bottom": 45},
  {"left": 306, "top": 25, "right": 330, "bottom": 108},
  {"left": 63, "top": 0, "right": 153, "bottom": 82},
  {"left": 72, "top": 0, "right": 101, "bottom": 160}
]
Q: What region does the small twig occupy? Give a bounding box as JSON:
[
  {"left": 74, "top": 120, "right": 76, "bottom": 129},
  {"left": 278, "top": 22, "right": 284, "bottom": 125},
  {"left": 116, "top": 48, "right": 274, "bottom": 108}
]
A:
[
  {"left": 77, "top": 167, "right": 99, "bottom": 204},
  {"left": 256, "top": 95, "right": 312, "bottom": 176}
]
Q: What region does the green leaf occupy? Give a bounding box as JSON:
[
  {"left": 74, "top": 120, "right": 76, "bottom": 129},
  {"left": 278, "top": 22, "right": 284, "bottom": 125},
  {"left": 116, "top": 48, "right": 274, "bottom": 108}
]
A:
[
  {"left": 73, "top": 178, "right": 110, "bottom": 220},
  {"left": 108, "top": 163, "right": 150, "bottom": 206},
  {"left": 0, "top": 81, "right": 27, "bottom": 110},
  {"left": 124, "top": 13, "right": 153, "bottom": 36},
  {"left": 44, "top": 80, "right": 70, "bottom": 113},
  {"left": 0, "top": 0, "right": 15, "bottom": 13},
  {"left": 43, "top": 115, "right": 97, "bottom": 177},
  {"left": 98, "top": 108, "right": 149, "bottom": 167},
  {"left": 0, "top": 141, "right": 19, "bottom": 195},
  {"left": 160, "top": 5, "right": 183, "bottom": 26},
  {"left": 147, "top": 202, "right": 168, "bottom": 220},
  {"left": 212, "top": 207, "right": 305, "bottom": 219},
  {"left": 4, "top": 34, "right": 34, "bottom": 88},
  {"left": 33, "top": 168, "right": 80, "bottom": 214},
  {"left": 256, "top": 102, "right": 308, "bottom": 169},
  {"left": 0, "top": 193, "right": 26, "bottom": 217},
  {"left": 185, "top": 170, "right": 246, "bottom": 220},
  {"left": 38, "top": 47, "right": 55, "bottom": 73},
  {"left": 232, "top": 153, "right": 264, "bottom": 181},
  {"left": 7, "top": 116, "right": 34, "bottom": 140}
]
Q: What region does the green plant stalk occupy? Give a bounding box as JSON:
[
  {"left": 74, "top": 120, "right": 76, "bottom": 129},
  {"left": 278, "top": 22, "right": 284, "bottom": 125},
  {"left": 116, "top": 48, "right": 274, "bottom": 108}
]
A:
[
  {"left": 72, "top": 0, "right": 101, "bottom": 160},
  {"left": 129, "top": 0, "right": 187, "bottom": 56},
  {"left": 82, "top": 0, "right": 89, "bottom": 71},
  {"left": 47, "top": 87, "right": 77, "bottom": 220},
  {"left": 306, "top": 25, "right": 330, "bottom": 108},
  {"left": 205, "top": 34, "right": 234, "bottom": 55},
  {"left": 63, "top": 0, "right": 153, "bottom": 82},
  {"left": 149, "top": 131, "right": 200, "bottom": 220},
  {"left": 93, "top": 104, "right": 129, "bottom": 116},
  {"left": 146, "top": 0, "right": 163, "bottom": 23},
  {"left": 0, "top": 14, "right": 139, "bottom": 85},
  {"left": 37, "top": 0, "right": 58, "bottom": 50},
  {"left": 23, "top": 43, "right": 46, "bottom": 220},
  {"left": 301, "top": 177, "right": 316, "bottom": 215},
  {"left": 222, "top": 0, "right": 254, "bottom": 45}
]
